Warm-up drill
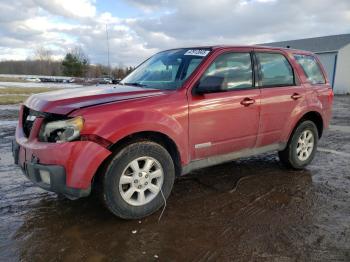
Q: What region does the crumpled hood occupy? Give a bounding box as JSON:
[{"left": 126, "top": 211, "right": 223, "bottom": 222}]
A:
[{"left": 24, "top": 85, "right": 165, "bottom": 115}]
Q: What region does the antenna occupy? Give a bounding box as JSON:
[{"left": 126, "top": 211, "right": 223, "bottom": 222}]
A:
[{"left": 106, "top": 24, "right": 111, "bottom": 77}]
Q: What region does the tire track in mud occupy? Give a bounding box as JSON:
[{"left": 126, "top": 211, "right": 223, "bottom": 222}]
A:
[{"left": 318, "top": 147, "right": 350, "bottom": 157}]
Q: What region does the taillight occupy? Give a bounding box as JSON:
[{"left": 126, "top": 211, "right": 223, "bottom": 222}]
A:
[{"left": 328, "top": 90, "right": 334, "bottom": 103}]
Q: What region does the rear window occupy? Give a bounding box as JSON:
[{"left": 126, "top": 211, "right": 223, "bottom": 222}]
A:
[
  {"left": 256, "top": 53, "right": 295, "bottom": 87},
  {"left": 294, "top": 54, "right": 326, "bottom": 84}
]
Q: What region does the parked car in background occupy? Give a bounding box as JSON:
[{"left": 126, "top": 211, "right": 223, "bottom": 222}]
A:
[
  {"left": 13, "top": 46, "right": 333, "bottom": 219},
  {"left": 39, "top": 77, "right": 56, "bottom": 83},
  {"left": 112, "top": 78, "right": 121, "bottom": 84},
  {"left": 25, "top": 77, "right": 41, "bottom": 82},
  {"left": 98, "top": 77, "right": 113, "bottom": 84}
]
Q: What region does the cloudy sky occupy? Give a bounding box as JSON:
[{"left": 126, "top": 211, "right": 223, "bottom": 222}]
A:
[{"left": 0, "top": 0, "right": 349, "bottom": 66}]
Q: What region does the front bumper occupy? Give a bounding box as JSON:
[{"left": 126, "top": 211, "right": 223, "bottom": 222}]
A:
[
  {"left": 13, "top": 106, "right": 112, "bottom": 199},
  {"left": 13, "top": 139, "right": 95, "bottom": 199}
]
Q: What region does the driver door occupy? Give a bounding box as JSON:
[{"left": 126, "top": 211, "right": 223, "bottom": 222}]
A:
[{"left": 188, "top": 50, "right": 260, "bottom": 160}]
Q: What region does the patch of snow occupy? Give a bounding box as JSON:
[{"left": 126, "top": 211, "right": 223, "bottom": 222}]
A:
[
  {"left": 0, "top": 120, "right": 17, "bottom": 127},
  {"left": 0, "top": 104, "right": 20, "bottom": 110},
  {"left": 0, "top": 81, "right": 85, "bottom": 89}
]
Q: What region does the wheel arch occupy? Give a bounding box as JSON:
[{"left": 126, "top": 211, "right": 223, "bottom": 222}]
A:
[
  {"left": 93, "top": 131, "right": 182, "bottom": 189},
  {"left": 289, "top": 111, "right": 324, "bottom": 140}
]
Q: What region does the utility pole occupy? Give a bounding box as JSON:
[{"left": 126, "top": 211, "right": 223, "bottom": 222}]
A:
[{"left": 106, "top": 24, "right": 111, "bottom": 77}]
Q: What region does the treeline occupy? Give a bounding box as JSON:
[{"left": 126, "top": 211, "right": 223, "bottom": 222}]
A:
[
  {"left": 0, "top": 46, "right": 134, "bottom": 79},
  {"left": 0, "top": 60, "right": 63, "bottom": 76}
]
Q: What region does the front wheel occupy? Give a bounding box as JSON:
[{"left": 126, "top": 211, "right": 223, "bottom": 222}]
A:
[
  {"left": 101, "top": 141, "right": 175, "bottom": 219},
  {"left": 278, "top": 120, "right": 319, "bottom": 169}
]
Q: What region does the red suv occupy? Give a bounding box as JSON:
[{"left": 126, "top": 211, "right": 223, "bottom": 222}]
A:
[{"left": 13, "top": 46, "right": 333, "bottom": 219}]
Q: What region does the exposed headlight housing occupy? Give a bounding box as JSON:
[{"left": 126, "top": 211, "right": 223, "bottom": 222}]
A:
[{"left": 41, "top": 116, "right": 84, "bottom": 143}]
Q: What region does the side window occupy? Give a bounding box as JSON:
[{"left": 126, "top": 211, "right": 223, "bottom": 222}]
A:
[
  {"left": 256, "top": 53, "right": 295, "bottom": 87},
  {"left": 294, "top": 54, "right": 326, "bottom": 84},
  {"left": 200, "top": 52, "right": 253, "bottom": 90}
]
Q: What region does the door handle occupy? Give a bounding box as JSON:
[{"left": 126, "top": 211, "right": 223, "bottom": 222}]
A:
[
  {"left": 240, "top": 97, "right": 255, "bottom": 106},
  {"left": 291, "top": 93, "right": 302, "bottom": 100}
]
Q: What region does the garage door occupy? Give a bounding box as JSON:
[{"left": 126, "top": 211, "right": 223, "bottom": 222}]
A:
[{"left": 316, "top": 52, "right": 337, "bottom": 86}]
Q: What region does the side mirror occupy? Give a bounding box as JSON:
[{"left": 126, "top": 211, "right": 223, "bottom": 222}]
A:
[{"left": 195, "top": 76, "right": 225, "bottom": 94}]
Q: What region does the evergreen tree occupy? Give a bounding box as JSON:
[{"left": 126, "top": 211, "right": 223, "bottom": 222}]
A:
[{"left": 62, "top": 48, "right": 89, "bottom": 77}]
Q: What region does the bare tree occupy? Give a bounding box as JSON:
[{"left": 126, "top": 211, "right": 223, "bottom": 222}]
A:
[
  {"left": 35, "top": 46, "right": 52, "bottom": 61},
  {"left": 34, "top": 46, "right": 54, "bottom": 75},
  {"left": 72, "top": 46, "right": 90, "bottom": 77}
]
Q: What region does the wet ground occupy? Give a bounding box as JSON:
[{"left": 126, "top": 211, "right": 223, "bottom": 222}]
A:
[{"left": 1, "top": 96, "right": 350, "bottom": 261}]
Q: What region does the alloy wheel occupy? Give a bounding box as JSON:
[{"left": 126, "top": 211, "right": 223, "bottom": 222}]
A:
[
  {"left": 118, "top": 156, "right": 164, "bottom": 206},
  {"left": 296, "top": 129, "right": 314, "bottom": 161}
]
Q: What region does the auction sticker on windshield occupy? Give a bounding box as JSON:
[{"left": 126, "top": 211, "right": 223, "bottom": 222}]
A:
[{"left": 184, "top": 49, "right": 210, "bottom": 56}]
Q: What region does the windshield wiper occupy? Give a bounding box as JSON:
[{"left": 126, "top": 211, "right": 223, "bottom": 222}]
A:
[{"left": 123, "top": 82, "right": 147, "bottom": 87}]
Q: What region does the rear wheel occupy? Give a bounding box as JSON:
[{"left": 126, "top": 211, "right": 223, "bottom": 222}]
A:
[
  {"left": 101, "top": 141, "right": 175, "bottom": 219},
  {"left": 278, "top": 120, "right": 318, "bottom": 169}
]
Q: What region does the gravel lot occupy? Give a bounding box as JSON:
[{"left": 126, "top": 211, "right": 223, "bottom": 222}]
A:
[{"left": 0, "top": 96, "right": 349, "bottom": 261}]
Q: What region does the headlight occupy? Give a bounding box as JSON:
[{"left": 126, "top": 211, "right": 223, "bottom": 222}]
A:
[{"left": 41, "top": 116, "right": 84, "bottom": 143}]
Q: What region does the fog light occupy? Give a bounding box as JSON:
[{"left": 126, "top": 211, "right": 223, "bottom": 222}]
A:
[{"left": 39, "top": 170, "right": 51, "bottom": 185}]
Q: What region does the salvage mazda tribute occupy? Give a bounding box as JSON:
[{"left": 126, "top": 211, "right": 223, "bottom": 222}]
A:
[{"left": 13, "top": 46, "right": 333, "bottom": 219}]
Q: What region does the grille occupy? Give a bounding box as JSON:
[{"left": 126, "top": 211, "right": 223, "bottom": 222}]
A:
[
  {"left": 22, "top": 106, "right": 34, "bottom": 137},
  {"left": 22, "top": 106, "right": 66, "bottom": 138},
  {"left": 22, "top": 107, "right": 48, "bottom": 137}
]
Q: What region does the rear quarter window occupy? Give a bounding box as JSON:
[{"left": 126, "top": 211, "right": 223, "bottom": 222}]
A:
[
  {"left": 294, "top": 54, "right": 326, "bottom": 84},
  {"left": 256, "top": 52, "right": 295, "bottom": 87}
]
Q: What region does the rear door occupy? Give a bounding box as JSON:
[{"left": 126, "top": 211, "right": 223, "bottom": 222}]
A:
[
  {"left": 188, "top": 49, "right": 260, "bottom": 160},
  {"left": 293, "top": 54, "right": 333, "bottom": 125},
  {"left": 254, "top": 49, "right": 308, "bottom": 147}
]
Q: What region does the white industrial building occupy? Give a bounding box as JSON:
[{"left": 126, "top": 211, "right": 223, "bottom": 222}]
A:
[{"left": 262, "top": 34, "right": 350, "bottom": 94}]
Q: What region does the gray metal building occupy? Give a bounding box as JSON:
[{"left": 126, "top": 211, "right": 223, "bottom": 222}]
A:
[{"left": 262, "top": 34, "right": 350, "bottom": 94}]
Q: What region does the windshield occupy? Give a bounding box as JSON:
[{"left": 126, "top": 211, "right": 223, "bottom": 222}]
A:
[{"left": 120, "top": 48, "right": 211, "bottom": 90}]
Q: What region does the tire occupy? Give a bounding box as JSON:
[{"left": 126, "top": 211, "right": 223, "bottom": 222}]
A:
[
  {"left": 101, "top": 141, "right": 175, "bottom": 219},
  {"left": 278, "top": 120, "right": 319, "bottom": 169}
]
